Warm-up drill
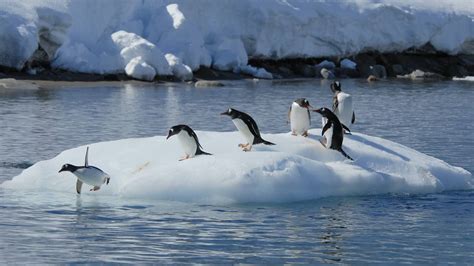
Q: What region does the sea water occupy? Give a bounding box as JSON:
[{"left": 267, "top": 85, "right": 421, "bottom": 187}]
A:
[{"left": 0, "top": 79, "right": 472, "bottom": 263}]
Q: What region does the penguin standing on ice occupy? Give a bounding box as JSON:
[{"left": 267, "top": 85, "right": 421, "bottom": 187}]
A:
[
  {"left": 167, "top": 124, "right": 211, "bottom": 161},
  {"left": 313, "top": 107, "right": 353, "bottom": 160},
  {"left": 288, "top": 98, "right": 312, "bottom": 137},
  {"left": 221, "top": 108, "right": 275, "bottom": 151},
  {"left": 59, "top": 147, "right": 111, "bottom": 194},
  {"left": 330, "top": 81, "right": 355, "bottom": 133}
]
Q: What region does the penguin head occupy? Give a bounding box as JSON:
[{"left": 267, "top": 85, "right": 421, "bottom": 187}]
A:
[
  {"left": 166, "top": 125, "right": 183, "bottom": 140},
  {"left": 330, "top": 81, "right": 341, "bottom": 93},
  {"left": 313, "top": 107, "right": 332, "bottom": 117},
  {"left": 294, "top": 98, "right": 312, "bottom": 108},
  {"left": 59, "top": 164, "right": 78, "bottom": 173},
  {"left": 220, "top": 108, "right": 236, "bottom": 117}
]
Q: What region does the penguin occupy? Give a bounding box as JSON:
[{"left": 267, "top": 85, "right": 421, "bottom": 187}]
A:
[
  {"left": 330, "top": 81, "right": 355, "bottom": 133},
  {"left": 166, "top": 124, "right": 211, "bottom": 161},
  {"left": 221, "top": 108, "right": 275, "bottom": 151},
  {"left": 59, "top": 147, "right": 111, "bottom": 194},
  {"left": 288, "top": 98, "right": 312, "bottom": 137},
  {"left": 313, "top": 107, "right": 353, "bottom": 160}
]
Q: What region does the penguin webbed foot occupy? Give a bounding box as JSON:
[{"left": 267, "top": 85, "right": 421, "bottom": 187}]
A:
[
  {"left": 90, "top": 186, "right": 100, "bottom": 192},
  {"left": 302, "top": 131, "right": 309, "bottom": 137},
  {"left": 243, "top": 145, "right": 252, "bottom": 152},
  {"left": 238, "top": 143, "right": 250, "bottom": 148},
  {"left": 291, "top": 131, "right": 297, "bottom": 136},
  {"left": 179, "top": 155, "right": 190, "bottom": 161}
]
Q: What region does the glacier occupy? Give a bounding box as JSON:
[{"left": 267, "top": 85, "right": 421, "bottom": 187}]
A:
[
  {"left": 2, "top": 129, "right": 472, "bottom": 204},
  {"left": 0, "top": 0, "right": 473, "bottom": 80}
]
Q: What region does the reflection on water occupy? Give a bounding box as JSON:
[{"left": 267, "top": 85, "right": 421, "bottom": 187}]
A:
[{"left": 0, "top": 79, "right": 473, "bottom": 263}]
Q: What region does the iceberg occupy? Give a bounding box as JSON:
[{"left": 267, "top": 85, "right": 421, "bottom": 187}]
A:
[{"left": 2, "top": 129, "right": 472, "bottom": 204}]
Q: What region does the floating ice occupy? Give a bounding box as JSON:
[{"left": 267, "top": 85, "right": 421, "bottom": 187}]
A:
[{"left": 2, "top": 130, "right": 472, "bottom": 204}]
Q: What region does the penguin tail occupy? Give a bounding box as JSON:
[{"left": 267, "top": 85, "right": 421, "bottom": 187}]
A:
[
  {"left": 197, "top": 149, "right": 212, "bottom": 156},
  {"left": 338, "top": 148, "right": 353, "bottom": 161},
  {"left": 262, "top": 139, "right": 275, "bottom": 145},
  {"left": 258, "top": 137, "right": 276, "bottom": 145}
]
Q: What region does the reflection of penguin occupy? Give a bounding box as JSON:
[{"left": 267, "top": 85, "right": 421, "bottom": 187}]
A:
[
  {"left": 59, "top": 147, "right": 111, "bottom": 194},
  {"left": 313, "top": 107, "right": 353, "bottom": 160},
  {"left": 167, "top": 124, "right": 211, "bottom": 161},
  {"left": 330, "top": 81, "right": 355, "bottom": 133},
  {"left": 221, "top": 108, "right": 275, "bottom": 151},
  {"left": 289, "top": 98, "right": 312, "bottom": 137}
]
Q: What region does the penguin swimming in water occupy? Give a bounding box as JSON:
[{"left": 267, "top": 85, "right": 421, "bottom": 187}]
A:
[
  {"left": 330, "top": 81, "right": 355, "bottom": 133},
  {"left": 288, "top": 98, "right": 312, "bottom": 137},
  {"left": 221, "top": 108, "right": 275, "bottom": 151},
  {"left": 59, "top": 147, "right": 111, "bottom": 194},
  {"left": 313, "top": 107, "right": 353, "bottom": 160},
  {"left": 166, "top": 124, "right": 211, "bottom": 161}
]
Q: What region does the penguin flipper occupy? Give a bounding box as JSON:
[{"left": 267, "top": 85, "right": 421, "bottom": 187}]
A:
[
  {"left": 341, "top": 123, "right": 351, "bottom": 133},
  {"left": 84, "top": 147, "right": 89, "bottom": 167},
  {"left": 322, "top": 122, "right": 331, "bottom": 136},
  {"left": 352, "top": 112, "right": 355, "bottom": 124},
  {"left": 76, "top": 179, "right": 83, "bottom": 194},
  {"left": 338, "top": 148, "right": 353, "bottom": 161}
]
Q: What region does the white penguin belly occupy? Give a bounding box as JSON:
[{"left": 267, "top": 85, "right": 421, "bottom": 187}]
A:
[
  {"left": 74, "top": 167, "right": 107, "bottom": 187},
  {"left": 290, "top": 103, "right": 310, "bottom": 135},
  {"left": 177, "top": 131, "right": 197, "bottom": 157},
  {"left": 335, "top": 92, "right": 353, "bottom": 128},
  {"left": 232, "top": 118, "right": 254, "bottom": 144},
  {"left": 323, "top": 124, "right": 334, "bottom": 148}
]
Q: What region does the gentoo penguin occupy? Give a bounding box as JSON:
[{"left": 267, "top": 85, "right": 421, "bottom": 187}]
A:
[
  {"left": 166, "top": 124, "right": 211, "bottom": 161},
  {"left": 288, "top": 98, "right": 312, "bottom": 137},
  {"left": 313, "top": 107, "right": 353, "bottom": 160},
  {"left": 330, "top": 81, "right": 355, "bottom": 133},
  {"left": 221, "top": 108, "right": 275, "bottom": 151},
  {"left": 59, "top": 147, "right": 111, "bottom": 194}
]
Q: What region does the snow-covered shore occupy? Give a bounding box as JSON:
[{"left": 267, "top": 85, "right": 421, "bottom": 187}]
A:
[
  {"left": 0, "top": 0, "right": 473, "bottom": 81},
  {"left": 2, "top": 130, "right": 472, "bottom": 204}
]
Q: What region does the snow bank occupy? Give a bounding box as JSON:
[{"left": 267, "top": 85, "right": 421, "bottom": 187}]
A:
[
  {"left": 2, "top": 130, "right": 472, "bottom": 204},
  {"left": 1, "top": 0, "right": 473, "bottom": 79},
  {"left": 453, "top": 76, "right": 474, "bottom": 81}
]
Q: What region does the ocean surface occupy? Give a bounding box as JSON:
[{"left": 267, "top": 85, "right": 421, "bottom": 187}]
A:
[{"left": 0, "top": 79, "right": 473, "bottom": 263}]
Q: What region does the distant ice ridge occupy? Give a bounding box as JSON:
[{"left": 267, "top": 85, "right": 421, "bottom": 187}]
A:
[
  {"left": 0, "top": 0, "right": 473, "bottom": 80},
  {"left": 2, "top": 130, "right": 472, "bottom": 204}
]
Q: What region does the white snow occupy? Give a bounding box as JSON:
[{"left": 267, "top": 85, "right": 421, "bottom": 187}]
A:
[
  {"left": 453, "top": 76, "right": 474, "bottom": 81},
  {"left": 0, "top": 1, "right": 473, "bottom": 79},
  {"left": 124, "top": 56, "right": 156, "bottom": 81},
  {"left": 2, "top": 129, "right": 472, "bottom": 204}
]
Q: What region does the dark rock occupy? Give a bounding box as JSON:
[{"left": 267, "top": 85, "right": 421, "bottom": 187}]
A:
[
  {"left": 277, "top": 66, "right": 294, "bottom": 77},
  {"left": 354, "top": 54, "right": 377, "bottom": 77},
  {"left": 295, "top": 64, "right": 317, "bottom": 77},
  {"left": 194, "top": 80, "right": 225, "bottom": 87},
  {"left": 369, "top": 65, "right": 387, "bottom": 79},
  {"left": 391, "top": 64, "right": 405, "bottom": 76},
  {"left": 335, "top": 67, "right": 360, "bottom": 78},
  {"left": 447, "top": 65, "right": 468, "bottom": 78}
]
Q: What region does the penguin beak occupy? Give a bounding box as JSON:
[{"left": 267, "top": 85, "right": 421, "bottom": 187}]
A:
[
  {"left": 313, "top": 108, "right": 321, "bottom": 114},
  {"left": 220, "top": 112, "right": 228, "bottom": 116},
  {"left": 166, "top": 133, "right": 171, "bottom": 140},
  {"left": 58, "top": 169, "right": 63, "bottom": 173}
]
